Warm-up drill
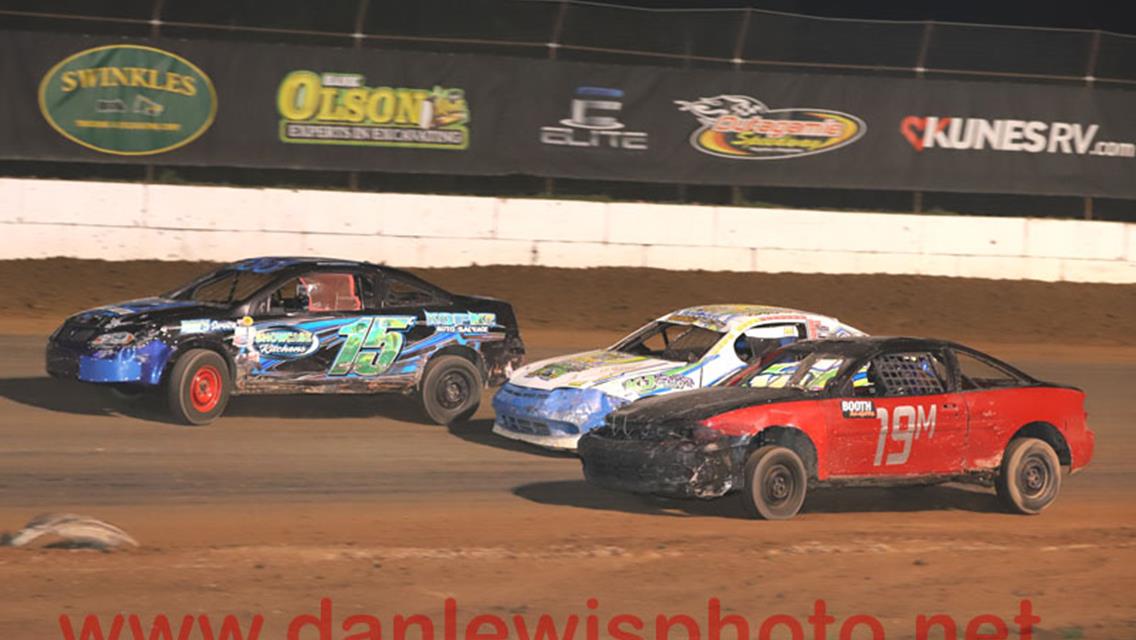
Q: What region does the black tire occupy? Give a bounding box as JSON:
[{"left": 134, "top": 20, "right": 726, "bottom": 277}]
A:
[
  {"left": 740, "top": 445, "right": 808, "bottom": 520},
  {"left": 166, "top": 349, "right": 231, "bottom": 426},
  {"left": 419, "top": 355, "right": 482, "bottom": 425},
  {"left": 996, "top": 438, "right": 1062, "bottom": 515}
]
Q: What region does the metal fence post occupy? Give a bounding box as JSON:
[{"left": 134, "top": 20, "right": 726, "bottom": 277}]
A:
[
  {"left": 548, "top": 1, "right": 567, "bottom": 61},
  {"left": 732, "top": 8, "right": 751, "bottom": 70},
  {"left": 353, "top": 0, "right": 369, "bottom": 49},
  {"left": 347, "top": 0, "right": 369, "bottom": 190},
  {"left": 915, "top": 21, "right": 934, "bottom": 77},
  {"left": 149, "top": 0, "right": 163, "bottom": 38},
  {"left": 1085, "top": 30, "right": 1101, "bottom": 85}
]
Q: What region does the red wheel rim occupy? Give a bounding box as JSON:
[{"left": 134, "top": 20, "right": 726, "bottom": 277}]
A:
[{"left": 189, "top": 364, "right": 222, "bottom": 413}]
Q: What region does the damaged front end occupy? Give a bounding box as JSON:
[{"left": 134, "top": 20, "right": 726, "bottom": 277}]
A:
[
  {"left": 46, "top": 320, "right": 173, "bottom": 386},
  {"left": 578, "top": 417, "right": 749, "bottom": 499}
]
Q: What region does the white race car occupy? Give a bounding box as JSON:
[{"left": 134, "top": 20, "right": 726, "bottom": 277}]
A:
[{"left": 491, "top": 305, "right": 864, "bottom": 450}]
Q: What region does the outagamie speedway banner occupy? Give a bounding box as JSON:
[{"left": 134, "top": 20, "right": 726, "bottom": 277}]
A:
[{"left": 3, "top": 29, "right": 1136, "bottom": 198}]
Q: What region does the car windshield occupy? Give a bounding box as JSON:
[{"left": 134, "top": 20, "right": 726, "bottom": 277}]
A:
[
  {"left": 739, "top": 351, "right": 849, "bottom": 391},
  {"left": 611, "top": 321, "right": 725, "bottom": 363},
  {"left": 168, "top": 269, "right": 277, "bottom": 305}
]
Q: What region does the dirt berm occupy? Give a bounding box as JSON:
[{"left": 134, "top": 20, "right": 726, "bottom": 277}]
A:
[{"left": 2, "top": 259, "right": 1132, "bottom": 352}]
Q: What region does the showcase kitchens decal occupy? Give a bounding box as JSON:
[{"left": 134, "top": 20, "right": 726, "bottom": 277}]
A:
[
  {"left": 675, "top": 94, "right": 864, "bottom": 160},
  {"left": 276, "top": 71, "right": 470, "bottom": 150},
  {"left": 38, "top": 44, "right": 216, "bottom": 156}
]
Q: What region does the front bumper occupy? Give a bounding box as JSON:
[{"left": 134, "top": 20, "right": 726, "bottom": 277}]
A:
[
  {"left": 46, "top": 338, "right": 171, "bottom": 385},
  {"left": 491, "top": 383, "right": 627, "bottom": 450},
  {"left": 492, "top": 422, "right": 581, "bottom": 450},
  {"left": 578, "top": 434, "right": 747, "bottom": 498}
]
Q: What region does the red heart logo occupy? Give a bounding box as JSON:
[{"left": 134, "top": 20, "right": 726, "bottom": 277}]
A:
[
  {"left": 900, "top": 116, "right": 926, "bottom": 151},
  {"left": 900, "top": 116, "right": 950, "bottom": 152}
]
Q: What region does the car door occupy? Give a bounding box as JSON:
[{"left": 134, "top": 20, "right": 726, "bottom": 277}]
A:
[
  {"left": 359, "top": 270, "right": 457, "bottom": 383},
  {"left": 951, "top": 349, "right": 1033, "bottom": 470},
  {"left": 826, "top": 349, "right": 968, "bottom": 477},
  {"left": 239, "top": 268, "right": 374, "bottom": 388}
]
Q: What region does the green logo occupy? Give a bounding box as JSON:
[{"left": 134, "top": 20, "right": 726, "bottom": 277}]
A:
[
  {"left": 329, "top": 316, "right": 416, "bottom": 376},
  {"left": 38, "top": 44, "right": 217, "bottom": 156}
]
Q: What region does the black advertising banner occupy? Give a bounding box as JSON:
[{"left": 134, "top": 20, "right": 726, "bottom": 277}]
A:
[{"left": 3, "top": 29, "right": 1136, "bottom": 198}]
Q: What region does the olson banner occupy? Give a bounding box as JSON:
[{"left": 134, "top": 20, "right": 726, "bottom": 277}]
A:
[{"left": 3, "top": 29, "right": 1136, "bottom": 197}]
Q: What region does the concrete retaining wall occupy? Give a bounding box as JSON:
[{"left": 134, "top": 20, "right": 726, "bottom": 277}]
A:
[{"left": 1, "top": 178, "right": 1132, "bottom": 283}]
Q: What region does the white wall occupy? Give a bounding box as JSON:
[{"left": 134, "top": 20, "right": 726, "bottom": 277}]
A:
[{"left": 1, "top": 178, "right": 1133, "bottom": 283}]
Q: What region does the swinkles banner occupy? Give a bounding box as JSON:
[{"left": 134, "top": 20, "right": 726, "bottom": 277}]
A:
[{"left": 4, "top": 29, "right": 1135, "bottom": 198}]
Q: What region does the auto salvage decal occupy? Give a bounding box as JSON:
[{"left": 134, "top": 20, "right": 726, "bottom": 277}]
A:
[
  {"left": 276, "top": 71, "right": 470, "bottom": 150},
  {"left": 675, "top": 95, "right": 864, "bottom": 160}
]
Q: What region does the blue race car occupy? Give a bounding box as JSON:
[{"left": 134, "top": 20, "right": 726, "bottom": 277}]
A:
[{"left": 46, "top": 257, "right": 525, "bottom": 425}]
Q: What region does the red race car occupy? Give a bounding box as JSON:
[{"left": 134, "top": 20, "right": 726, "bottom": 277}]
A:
[{"left": 579, "top": 337, "right": 1094, "bottom": 519}]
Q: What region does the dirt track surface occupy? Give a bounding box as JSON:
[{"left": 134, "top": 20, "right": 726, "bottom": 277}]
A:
[
  {"left": 1, "top": 331, "right": 1134, "bottom": 639},
  {"left": 2, "top": 259, "right": 1135, "bottom": 348}
]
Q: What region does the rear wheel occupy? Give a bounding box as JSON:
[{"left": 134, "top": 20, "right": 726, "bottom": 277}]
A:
[
  {"left": 996, "top": 438, "right": 1062, "bottom": 514},
  {"left": 740, "top": 445, "right": 808, "bottom": 520},
  {"left": 419, "top": 355, "right": 482, "bottom": 425},
  {"left": 166, "top": 349, "right": 231, "bottom": 426}
]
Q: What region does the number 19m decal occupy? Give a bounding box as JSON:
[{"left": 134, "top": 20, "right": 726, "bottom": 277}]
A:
[
  {"left": 873, "top": 404, "right": 937, "bottom": 466},
  {"left": 329, "top": 316, "right": 415, "bottom": 376}
]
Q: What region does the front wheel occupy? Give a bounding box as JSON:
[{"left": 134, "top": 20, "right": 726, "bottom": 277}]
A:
[
  {"left": 418, "top": 355, "right": 482, "bottom": 425},
  {"left": 740, "top": 445, "right": 808, "bottom": 520},
  {"left": 166, "top": 349, "right": 231, "bottom": 426},
  {"left": 996, "top": 438, "right": 1062, "bottom": 514}
]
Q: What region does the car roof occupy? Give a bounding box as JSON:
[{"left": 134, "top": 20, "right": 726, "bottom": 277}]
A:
[
  {"left": 786, "top": 336, "right": 956, "bottom": 356},
  {"left": 227, "top": 257, "right": 370, "bottom": 273},
  {"left": 661, "top": 304, "right": 823, "bottom": 332}
]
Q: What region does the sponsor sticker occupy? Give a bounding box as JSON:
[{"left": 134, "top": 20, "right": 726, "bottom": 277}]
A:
[
  {"left": 425, "top": 311, "right": 497, "bottom": 334},
  {"left": 675, "top": 95, "right": 864, "bottom": 160},
  {"left": 899, "top": 115, "right": 1135, "bottom": 158},
  {"left": 252, "top": 327, "right": 320, "bottom": 360},
  {"left": 276, "top": 71, "right": 469, "bottom": 150},
  {"left": 38, "top": 45, "right": 216, "bottom": 156},
  {"left": 540, "top": 86, "right": 647, "bottom": 150},
  {"left": 180, "top": 319, "right": 237, "bottom": 334},
  {"left": 841, "top": 399, "right": 876, "bottom": 419},
  {"left": 623, "top": 373, "right": 695, "bottom": 394}
]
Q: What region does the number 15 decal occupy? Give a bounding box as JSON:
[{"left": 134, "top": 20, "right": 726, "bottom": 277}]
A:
[{"left": 873, "top": 405, "right": 937, "bottom": 466}]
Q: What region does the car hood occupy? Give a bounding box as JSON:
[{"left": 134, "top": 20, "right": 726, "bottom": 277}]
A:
[
  {"left": 68, "top": 297, "right": 229, "bottom": 329},
  {"left": 609, "top": 386, "right": 812, "bottom": 424},
  {"left": 507, "top": 350, "right": 698, "bottom": 397}
]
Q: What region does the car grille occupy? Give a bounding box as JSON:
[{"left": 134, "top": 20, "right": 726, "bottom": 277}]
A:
[
  {"left": 602, "top": 415, "right": 690, "bottom": 441},
  {"left": 498, "top": 415, "right": 551, "bottom": 436},
  {"left": 56, "top": 324, "right": 98, "bottom": 347},
  {"left": 497, "top": 384, "right": 551, "bottom": 401}
]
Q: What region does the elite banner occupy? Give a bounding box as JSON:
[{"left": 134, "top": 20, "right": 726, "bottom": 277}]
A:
[{"left": 3, "top": 29, "right": 1135, "bottom": 198}]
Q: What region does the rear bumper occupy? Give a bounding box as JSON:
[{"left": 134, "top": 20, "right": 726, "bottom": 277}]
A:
[
  {"left": 1071, "top": 426, "right": 1095, "bottom": 473},
  {"left": 578, "top": 434, "right": 746, "bottom": 498}
]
